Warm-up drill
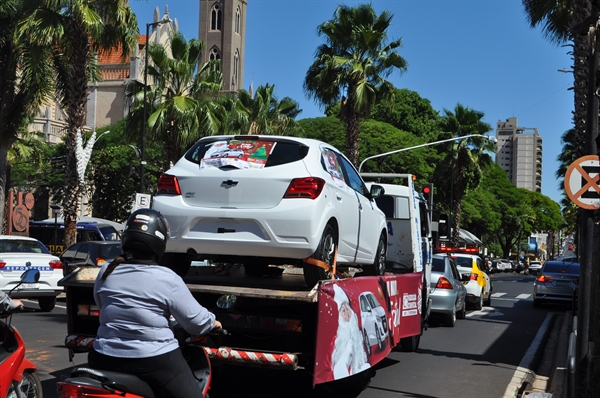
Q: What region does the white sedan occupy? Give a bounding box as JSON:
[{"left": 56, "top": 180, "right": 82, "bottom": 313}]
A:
[
  {"left": 0, "top": 235, "right": 63, "bottom": 311},
  {"left": 152, "top": 135, "right": 388, "bottom": 287}
]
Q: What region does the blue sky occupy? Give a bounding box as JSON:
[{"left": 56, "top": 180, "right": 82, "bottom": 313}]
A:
[{"left": 129, "top": 0, "right": 574, "bottom": 206}]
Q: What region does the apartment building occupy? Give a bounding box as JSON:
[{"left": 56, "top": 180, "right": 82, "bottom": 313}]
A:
[{"left": 495, "top": 117, "right": 543, "bottom": 192}]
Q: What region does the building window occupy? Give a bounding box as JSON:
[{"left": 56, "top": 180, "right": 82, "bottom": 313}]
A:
[
  {"left": 232, "top": 49, "right": 239, "bottom": 88},
  {"left": 211, "top": 4, "right": 222, "bottom": 31},
  {"left": 209, "top": 47, "right": 221, "bottom": 71},
  {"left": 235, "top": 6, "right": 241, "bottom": 34}
]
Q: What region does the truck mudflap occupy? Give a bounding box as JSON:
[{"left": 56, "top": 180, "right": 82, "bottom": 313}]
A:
[{"left": 313, "top": 272, "right": 423, "bottom": 385}]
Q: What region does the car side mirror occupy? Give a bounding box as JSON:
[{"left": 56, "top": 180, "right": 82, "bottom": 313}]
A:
[
  {"left": 21, "top": 269, "right": 40, "bottom": 283},
  {"left": 369, "top": 184, "right": 385, "bottom": 199}
]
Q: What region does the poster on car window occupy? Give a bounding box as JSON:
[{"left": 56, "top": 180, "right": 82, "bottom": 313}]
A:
[
  {"left": 320, "top": 147, "right": 346, "bottom": 188},
  {"left": 200, "top": 140, "right": 276, "bottom": 169},
  {"left": 313, "top": 273, "right": 422, "bottom": 385}
]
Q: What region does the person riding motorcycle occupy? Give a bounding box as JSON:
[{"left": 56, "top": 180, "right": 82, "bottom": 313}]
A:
[
  {"left": 0, "top": 291, "right": 23, "bottom": 312},
  {"left": 88, "top": 208, "right": 222, "bottom": 398}
]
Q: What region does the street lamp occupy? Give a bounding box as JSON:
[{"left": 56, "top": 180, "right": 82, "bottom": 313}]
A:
[
  {"left": 141, "top": 16, "right": 172, "bottom": 193},
  {"left": 357, "top": 134, "right": 497, "bottom": 173}
]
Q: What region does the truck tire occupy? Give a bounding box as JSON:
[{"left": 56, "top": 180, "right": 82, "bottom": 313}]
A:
[
  {"left": 400, "top": 334, "right": 420, "bottom": 352},
  {"left": 361, "top": 233, "right": 386, "bottom": 276},
  {"left": 303, "top": 224, "right": 336, "bottom": 288},
  {"left": 159, "top": 253, "right": 192, "bottom": 278},
  {"left": 38, "top": 296, "right": 56, "bottom": 312}
]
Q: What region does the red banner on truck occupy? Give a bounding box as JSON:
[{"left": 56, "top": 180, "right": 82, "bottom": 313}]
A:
[{"left": 313, "top": 272, "right": 423, "bottom": 384}]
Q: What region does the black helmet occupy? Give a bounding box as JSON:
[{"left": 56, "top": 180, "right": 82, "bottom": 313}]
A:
[{"left": 122, "top": 209, "right": 169, "bottom": 260}]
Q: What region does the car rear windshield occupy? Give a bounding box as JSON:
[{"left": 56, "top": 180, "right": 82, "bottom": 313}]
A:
[
  {"left": 98, "top": 244, "right": 122, "bottom": 259},
  {"left": 0, "top": 239, "right": 49, "bottom": 254},
  {"left": 452, "top": 256, "right": 473, "bottom": 268},
  {"left": 184, "top": 138, "right": 309, "bottom": 168},
  {"left": 432, "top": 257, "right": 446, "bottom": 272},
  {"left": 543, "top": 262, "right": 580, "bottom": 274}
]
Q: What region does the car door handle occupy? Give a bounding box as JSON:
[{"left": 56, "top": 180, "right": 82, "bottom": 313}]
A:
[{"left": 336, "top": 194, "right": 342, "bottom": 201}]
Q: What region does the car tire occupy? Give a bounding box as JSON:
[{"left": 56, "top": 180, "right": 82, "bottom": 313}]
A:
[
  {"left": 483, "top": 284, "right": 492, "bottom": 306},
  {"left": 159, "top": 253, "right": 191, "bottom": 278},
  {"left": 361, "top": 233, "right": 386, "bottom": 276},
  {"left": 363, "top": 329, "right": 371, "bottom": 356},
  {"left": 400, "top": 333, "right": 420, "bottom": 352},
  {"left": 457, "top": 301, "right": 466, "bottom": 319},
  {"left": 445, "top": 306, "right": 457, "bottom": 327},
  {"left": 474, "top": 292, "right": 483, "bottom": 310},
  {"left": 303, "top": 224, "right": 337, "bottom": 288},
  {"left": 38, "top": 296, "right": 56, "bottom": 312}
]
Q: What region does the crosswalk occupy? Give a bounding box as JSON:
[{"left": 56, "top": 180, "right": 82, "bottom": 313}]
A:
[{"left": 491, "top": 292, "right": 532, "bottom": 300}]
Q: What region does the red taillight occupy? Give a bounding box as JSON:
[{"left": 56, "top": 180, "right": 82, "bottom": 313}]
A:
[
  {"left": 96, "top": 258, "right": 107, "bottom": 266},
  {"left": 157, "top": 174, "right": 181, "bottom": 195},
  {"left": 57, "top": 381, "right": 113, "bottom": 397},
  {"left": 50, "top": 260, "right": 62, "bottom": 269},
  {"left": 436, "top": 276, "right": 453, "bottom": 289},
  {"left": 537, "top": 275, "right": 552, "bottom": 283},
  {"left": 470, "top": 274, "right": 478, "bottom": 281},
  {"left": 283, "top": 177, "right": 325, "bottom": 199},
  {"left": 0, "top": 261, "right": 5, "bottom": 268}
]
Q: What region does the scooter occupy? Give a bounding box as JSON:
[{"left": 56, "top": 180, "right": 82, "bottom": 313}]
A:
[
  {"left": 56, "top": 308, "right": 231, "bottom": 398},
  {"left": 0, "top": 268, "right": 43, "bottom": 398}
]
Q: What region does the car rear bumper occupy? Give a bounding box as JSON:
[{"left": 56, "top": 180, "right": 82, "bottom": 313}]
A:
[{"left": 430, "top": 290, "right": 458, "bottom": 315}]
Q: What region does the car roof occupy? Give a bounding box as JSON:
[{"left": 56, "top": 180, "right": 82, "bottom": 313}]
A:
[{"left": 0, "top": 235, "right": 39, "bottom": 242}]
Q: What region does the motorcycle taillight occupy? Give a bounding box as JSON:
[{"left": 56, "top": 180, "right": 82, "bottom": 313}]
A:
[{"left": 57, "top": 382, "right": 114, "bottom": 397}]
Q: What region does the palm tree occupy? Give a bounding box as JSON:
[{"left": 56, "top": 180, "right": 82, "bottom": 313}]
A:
[
  {"left": 235, "top": 84, "right": 302, "bottom": 136},
  {"left": 439, "top": 104, "right": 494, "bottom": 247},
  {"left": 304, "top": 3, "right": 408, "bottom": 166},
  {"left": 0, "top": 0, "right": 54, "bottom": 232},
  {"left": 21, "top": 0, "right": 138, "bottom": 247},
  {"left": 126, "top": 32, "right": 224, "bottom": 171}
]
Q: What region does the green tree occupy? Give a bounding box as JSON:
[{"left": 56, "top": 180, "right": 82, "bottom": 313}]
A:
[
  {"left": 127, "top": 32, "right": 224, "bottom": 172},
  {"left": 304, "top": 3, "right": 408, "bottom": 165},
  {"left": 0, "top": 0, "right": 53, "bottom": 231},
  {"left": 22, "top": 0, "right": 138, "bottom": 247},
  {"left": 438, "top": 103, "right": 494, "bottom": 247}
]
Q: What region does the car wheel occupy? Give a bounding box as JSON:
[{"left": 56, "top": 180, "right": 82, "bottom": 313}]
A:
[
  {"left": 303, "top": 224, "right": 337, "bottom": 288},
  {"left": 400, "top": 333, "right": 420, "bottom": 352},
  {"left": 473, "top": 292, "right": 483, "bottom": 310},
  {"left": 457, "top": 300, "right": 466, "bottom": 320},
  {"left": 38, "top": 296, "right": 56, "bottom": 312},
  {"left": 363, "top": 329, "right": 371, "bottom": 356},
  {"left": 483, "top": 284, "right": 492, "bottom": 306},
  {"left": 445, "top": 306, "right": 457, "bottom": 327},
  {"left": 361, "top": 233, "right": 386, "bottom": 276},
  {"left": 159, "top": 253, "right": 192, "bottom": 278}
]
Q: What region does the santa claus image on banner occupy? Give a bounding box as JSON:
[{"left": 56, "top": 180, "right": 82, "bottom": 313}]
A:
[{"left": 331, "top": 284, "right": 371, "bottom": 379}]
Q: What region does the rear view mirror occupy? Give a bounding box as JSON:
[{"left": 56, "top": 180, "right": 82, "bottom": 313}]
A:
[
  {"left": 369, "top": 184, "right": 385, "bottom": 199},
  {"left": 20, "top": 269, "right": 40, "bottom": 283}
]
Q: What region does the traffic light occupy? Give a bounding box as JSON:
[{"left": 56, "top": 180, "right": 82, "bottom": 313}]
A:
[
  {"left": 438, "top": 213, "right": 450, "bottom": 239},
  {"left": 422, "top": 183, "right": 433, "bottom": 209}
]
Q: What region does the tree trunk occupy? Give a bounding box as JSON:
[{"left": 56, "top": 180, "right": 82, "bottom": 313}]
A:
[{"left": 0, "top": 145, "right": 8, "bottom": 234}]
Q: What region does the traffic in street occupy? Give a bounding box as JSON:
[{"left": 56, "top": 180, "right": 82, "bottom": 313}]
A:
[{"left": 13, "top": 271, "right": 570, "bottom": 398}]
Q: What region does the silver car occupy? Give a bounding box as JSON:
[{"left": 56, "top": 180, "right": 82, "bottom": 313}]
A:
[
  {"left": 533, "top": 261, "right": 580, "bottom": 308},
  {"left": 430, "top": 254, "right": 467, "bottom": 327}
]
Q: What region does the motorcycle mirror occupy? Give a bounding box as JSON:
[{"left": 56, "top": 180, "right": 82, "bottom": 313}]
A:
[
  {"left": 20, "top": 269, "right": 40, "bottom": 283},
  {"left": 216, "top": 294, "right": 237, "bottom": 309}
]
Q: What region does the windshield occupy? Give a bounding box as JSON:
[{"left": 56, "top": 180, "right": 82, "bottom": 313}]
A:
[
  {"left": 0, "top": 239, "right": 49, "bottom": 254},
  {"left": 432, "top": 257, "right": 445, "bottom": 272},
  {"left": 452, "top": 256, "right": 473, "bottom": 268}
]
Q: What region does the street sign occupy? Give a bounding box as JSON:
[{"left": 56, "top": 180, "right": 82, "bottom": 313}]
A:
[
  {"left": 564, "top": 155, "right": 600, "bottom": 210},
  {"left": 132, "top": 193, "right": 152, "bottom": 212}
]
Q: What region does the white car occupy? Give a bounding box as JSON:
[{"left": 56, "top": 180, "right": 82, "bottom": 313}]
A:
[
  {"left": 152, "top": 135, "right": 388, "bottom": 287},
  {"left": 529, "top": 260, "right": 543, "bottom": 275},
  {"left": 449, "top": 253, "right": 492, "bottom": 310},
  {"left": 0, "top": 235, "right": 63, "bottom": 311},
  {"left": 359, "top": 291, "right": 388, "bottom": 354}
]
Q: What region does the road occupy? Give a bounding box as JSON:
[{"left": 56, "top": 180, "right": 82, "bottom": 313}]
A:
[{"left": 11, "top": 271, "right": 567, "bottom": 398}]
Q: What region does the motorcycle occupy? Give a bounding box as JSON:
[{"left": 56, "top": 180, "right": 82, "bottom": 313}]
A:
[
  {"left": 0, "top": 268, "right": 43, "bottom": 398},
  {"left": 55, "top": 296, "right": 234, "bottom": 398}
]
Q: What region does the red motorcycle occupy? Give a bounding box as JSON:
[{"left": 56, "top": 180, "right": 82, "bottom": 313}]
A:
[
  {"left": 56, "top": 325, "right": 228, "bottom": 398},
  {"left": 0, "top": 268, "right": 43, "bottom": 398}
]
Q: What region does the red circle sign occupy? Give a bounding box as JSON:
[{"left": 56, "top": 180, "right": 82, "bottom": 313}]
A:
[
  {"left": 564, "top": 155, "right": 600, "bottom": 210},
  {"left": 12, "top": 204, "right": 29, "bottom": 232},
  {"left": 24, "top": 193, "right": 35, "bottom": 210}
]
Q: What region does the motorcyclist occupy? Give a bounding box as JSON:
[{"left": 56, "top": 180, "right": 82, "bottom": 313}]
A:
[
  {"left": 0, "top": 291, "right": 23, "bottom": 312},
  {"left": 88, "top": 208, "right": 222, "bottom": 398}
]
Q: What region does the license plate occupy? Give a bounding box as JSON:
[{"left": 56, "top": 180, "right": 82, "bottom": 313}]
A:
[
  {"left": 18, "top": 283, "right": 39, "bottom": 290},
  {"left": 556, "top": 281, "right": 571, "bottom": 286}
]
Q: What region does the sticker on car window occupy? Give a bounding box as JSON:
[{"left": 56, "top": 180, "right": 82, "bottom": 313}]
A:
[
  {"left": 200, "top": 140, "right": 276, "bottom": 169},
  {"left": 321, "top": 148, "right": 346, "bottom": 188}
]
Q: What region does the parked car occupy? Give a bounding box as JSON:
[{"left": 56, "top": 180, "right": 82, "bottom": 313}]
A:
[
  {"left": 529, "top": 260, "right": 543, "bottom": 275},
  {"left": 0, "top": 235, "right": 63, "bottom": 311},
  {"left": 430, "top": 254, "right": 467, "bottom": 327},
  {"left": 359, "top": 291, "right": 388, "bottom": 354},
  {"left": 495, "top": 259, "right": 512, "bottom": 273},
  {"left": 59, "top": 241, "right": 122, "bottom": 276},
  {"left": 449, "top": 253, "right": 492, "bottom": 310},
  {"left": 152, "top": 135, "right": 388, "bottom": 287},
  {"left": 533, "top": 261, "right": 580, "bottom": 308}
]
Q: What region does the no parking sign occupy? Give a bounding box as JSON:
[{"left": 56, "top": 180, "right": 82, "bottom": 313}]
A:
[
  {"left": 132, "top": 193, "right": 152, "bottom": 212},
  {"left": 564, "top": 155, "right": 600, "bottom": 210}
]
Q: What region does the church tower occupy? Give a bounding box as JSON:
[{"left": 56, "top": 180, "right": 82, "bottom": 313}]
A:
[{"left": 199, "top": 0, "right": 247, "bottom": 94}]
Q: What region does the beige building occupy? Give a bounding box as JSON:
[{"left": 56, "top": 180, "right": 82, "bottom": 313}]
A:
[{"left": 495, "top": 117, "right": 543, "bottom": 192}]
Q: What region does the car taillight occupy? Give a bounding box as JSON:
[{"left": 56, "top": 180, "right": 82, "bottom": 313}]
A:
[
  {"left": 470, "top": 274, "right": 478, "bottom": 281},
  {"left": 436, "top": 276, "right": 453, "bottom": 289},
  {"left": 537, "top": 275, "right": 552, "bottom": 283},
  {"left": 157, "top": 174, "right": 181, "bottom": 195},
  {"left": 56, "top": 381, "right": 113, "bottom": 397},
  {"left": 49, "top": 260, "right": 62, "bottom": 269},
  {"left": 0, "top": 261, "right": 5, "bottom": 268},
  {"left": 283, "top": 177, "right": 325, "bottom": 199},
  {"left": 96, "top": 258, "right": 107, "bottom": 266}
]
